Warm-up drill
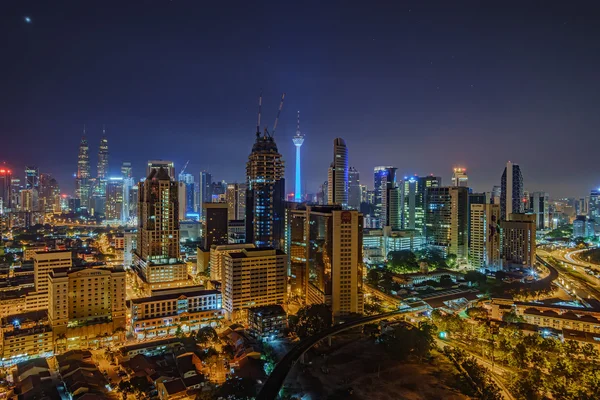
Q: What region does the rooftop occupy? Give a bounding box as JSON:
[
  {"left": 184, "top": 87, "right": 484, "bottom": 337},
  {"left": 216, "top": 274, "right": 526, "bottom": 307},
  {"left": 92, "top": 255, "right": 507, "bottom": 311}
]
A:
[{"left": 130, "top": 289, "right": 220, "bottom": 304}]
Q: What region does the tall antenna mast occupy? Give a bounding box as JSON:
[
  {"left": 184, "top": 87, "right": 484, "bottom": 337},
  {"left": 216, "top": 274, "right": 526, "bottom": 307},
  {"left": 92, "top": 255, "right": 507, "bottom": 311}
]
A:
[
  {"left": 256, "top": 92, "right": 262, "bottom": 137},
  {"left": 271, "top": 92, "right": 286, "bottom": 137},
  {"left": 296, "top": 110, "right": 301, "bottom": 135}
]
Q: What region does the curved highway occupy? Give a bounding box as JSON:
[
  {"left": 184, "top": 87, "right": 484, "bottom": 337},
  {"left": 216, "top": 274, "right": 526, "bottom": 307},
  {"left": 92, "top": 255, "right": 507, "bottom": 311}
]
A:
[{"left": 256, "top": 310, "right": 404, "bottom": 400}]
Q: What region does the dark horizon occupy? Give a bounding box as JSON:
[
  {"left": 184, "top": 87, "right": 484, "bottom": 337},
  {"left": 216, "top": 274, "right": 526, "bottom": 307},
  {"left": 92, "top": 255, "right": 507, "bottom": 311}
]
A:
[{"left": 2, "top": 1, "right": 600, "bottom": 198}]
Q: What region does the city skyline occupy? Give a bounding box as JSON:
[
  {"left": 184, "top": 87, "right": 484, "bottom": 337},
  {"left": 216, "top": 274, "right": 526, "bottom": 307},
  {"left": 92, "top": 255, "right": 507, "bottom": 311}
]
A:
[{"left": 3, "top": 2, "right": 600, "bottom": 198}]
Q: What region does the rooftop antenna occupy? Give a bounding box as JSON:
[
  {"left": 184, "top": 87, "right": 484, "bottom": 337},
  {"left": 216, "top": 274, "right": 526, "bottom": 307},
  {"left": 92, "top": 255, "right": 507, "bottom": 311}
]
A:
[
  {"left": 256, "top": 91, "right": 262, "bottom": 138},
  {"left": 271, "top": 92, "right": 286, "bottom": 138}
]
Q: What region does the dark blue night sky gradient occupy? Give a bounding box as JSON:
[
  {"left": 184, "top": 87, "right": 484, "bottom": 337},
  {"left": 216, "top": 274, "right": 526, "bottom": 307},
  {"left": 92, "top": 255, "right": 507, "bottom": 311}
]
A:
[{"left": 2, "top": 1, "right": 600, "bottom": 197}]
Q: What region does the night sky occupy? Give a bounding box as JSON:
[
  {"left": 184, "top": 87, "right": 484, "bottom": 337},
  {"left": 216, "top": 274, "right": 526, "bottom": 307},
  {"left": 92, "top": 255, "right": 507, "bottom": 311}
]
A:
[{"left": 2, "top": 1, "right": 600, "bottom": 198}]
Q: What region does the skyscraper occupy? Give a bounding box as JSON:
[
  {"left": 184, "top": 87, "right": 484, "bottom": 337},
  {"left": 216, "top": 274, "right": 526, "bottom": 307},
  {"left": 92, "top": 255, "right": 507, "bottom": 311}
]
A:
[
  {"left": 292, "top": 111, "right": 304, "bottom": 202},
  {"left": 106, "top": 177, "right": 124, "bottom": 222},
  {"left": 589, "top": 189, "right": 600, "bottom": 234},
  {"left": 530, "top": 191, "right": 549, "bottom": 230},
  {"left": 373, "top": 166, "right": 396, "bottom": 228},
  {"left": 178, "top": 173, "right": 195, "bottom": 216},
  {"left": 226, "top": 183, "right": 246, "bottom": 221},
  {"left": 0, "top": 168, "right": 12, "bottom": 211},
  {"left": 75, "top": 131, "right": 91, "bottom": 208},
  {"left": 199, "top": 171, "right": 212, "bottom": 204},
  {"left": 425, "top": 186, "right": 469, "bottom": 260},
  {"left": 327, "top": 138, "right": 349, "bottom": 208},
  {"left": 97, "top": 130, "right": 109, "bottom": 181},
  {"left": 348, "top": 167, "right": 361, "bottom": 210},
  {"left": 146, "top": 160, "right": 175, "bottom": 180},
  {"left": 121, "top": 162, "right": 133, "bottom": 222},
  {"left": 469, "top": 203, "right": 501, "bottom": 270},
  {"left": 501, "top": 213, "right": 536, "bottom": 269},
  {"left": 451, "top": 167, "right": 468, "bottom": 187},
  {"left": 287, "top": 205, "right": 364, "bottom": 319},
  {"left": 500, "top": 161, "right": 524, "bottom": 220},
  {"left": 135, "top": 167, "right": 187, "bottom": 288},
  {"left": 202, "top": 202, "right": 229, "bottom": 249},
  {"left": 246, "top": 131, "right": 285, "bottom": 249}
]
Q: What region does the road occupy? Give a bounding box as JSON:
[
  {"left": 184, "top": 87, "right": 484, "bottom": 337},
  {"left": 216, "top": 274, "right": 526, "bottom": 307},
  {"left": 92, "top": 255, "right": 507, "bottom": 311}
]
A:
[
  {"left": 256, "top": 310, "right": 405, "bottom": 400},
  {"left": 538, "top": 249, "right": 600, "bottom": 302}
]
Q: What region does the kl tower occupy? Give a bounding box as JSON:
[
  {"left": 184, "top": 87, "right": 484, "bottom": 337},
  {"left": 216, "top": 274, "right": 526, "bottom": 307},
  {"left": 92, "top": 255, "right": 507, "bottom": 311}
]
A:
[{"left": 292, "top": 111, "right": 304, "bottom": 202}]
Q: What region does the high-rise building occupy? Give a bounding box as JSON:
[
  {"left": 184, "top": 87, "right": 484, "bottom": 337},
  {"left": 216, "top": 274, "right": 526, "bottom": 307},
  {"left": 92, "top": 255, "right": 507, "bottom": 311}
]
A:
[
  {"left": 207, "top": 243, "right": 256, "bottom": 282},
  {"left": 425, "top": 186, "right": 469, "bottom": 259},
  {"left": 246, "top": 131, "right": 285, "bottom": 249},
  {"left": 348, "top": 167, "right": 361, "bottom": 210},
  {"left": 451, "top": 167, "right": 468, "bottom": 187},
  {"left": 222, "top": 248, "right": 287, "bottom": 320},
  {"left": 530, "top": 192, "right": 549, "bottom": 230},
  {"left": 589, "top": 189, "right": 600, "bottom": 223},
  {"left": 500, "top": 161, "right": 524, "bottom": 220},
  {"left": 38, "top": 173, "right": 60, "bottom": 213},
  {"left": 178, "top": 173, "right": 195, "bottom": 216},
  {"left": 0, "top": 168, "right": 12, "bottom": 211},
  {"left": 501, "top": 213, "right": 536, "bottom": 269},
  {"left": 48, "top": 266, "right": 126, "bottom": 347},
  {"left": 121, "top": 162, "right": 133, "bottom": 222},
  {"left": 211, "top": 181, "right": 227, "bottom": 202},
  {"left": 147, "top": 160, "right": 175, "bottom": 181},
  {"left": 469, "top": 203, "right": 501, "bottom": 270},
  {"left": 20, "top": 189, "right": 34, "bottom": 212},
  {"left": 96, "top": 131, "right": 109, "bottom": 199},
  {"left": 75, "top": 131, "right": 91, "bottom": 208},
  {"left": 177, "top": 182, "right": 187, "bottom": 220},
  {"left": 401, "top": 175, "right": 441, "bottom": 234},
  {"left": 292, "top": 111, "right": 304, "bottom": 202},
  {"left": 492, "top": 185, "right": 501, "bottom": 205},
  {"left": 24, "top": 166, "right": 39, "bottom": 211},
  {"left": 327, "top": 138, "right": 349, "bottom": 208},
  {"left": 33, "top": 250, "right": 72, "bottom": 301},
  {"left": 202, "top": 202, "right": 229, "bottom": 249},
  {"left": 226, "top": 183, "right": 246, "bottom": 221},
  {"left": 199, "top": 171, "right": 212, "bottom": 206},
  {"left": 106, "top": 177, "right": 124, "bottom": 222},
  {"left": 135, "top": 167, "right": 187, "bottom": 288},
  {"left": 573, "top": 216, "right": 595, "bottom": 238},
  {"left": 373, "top": 166, "right": 396, "bottom": 228},
  {"left": 287, "top": 205, "right": 364, "bottom": 319}
]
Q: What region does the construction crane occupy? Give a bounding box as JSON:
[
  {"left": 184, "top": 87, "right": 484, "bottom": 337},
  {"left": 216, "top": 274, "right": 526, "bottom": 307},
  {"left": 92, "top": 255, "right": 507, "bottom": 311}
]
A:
[
  {"left": 179, "top": 160, "right": 190, "bottom": 176},
  {"left": 256, "top": 92, "right": 262, "bottom": 137},
  {"left": 270, "top": 92, "right": 286, "bottom": 137}
]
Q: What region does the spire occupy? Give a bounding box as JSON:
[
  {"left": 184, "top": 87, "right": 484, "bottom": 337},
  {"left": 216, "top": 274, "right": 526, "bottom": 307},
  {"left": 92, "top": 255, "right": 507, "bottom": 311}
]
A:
[
  {"left": 83, "top": 124, "right": 86, "bottom": 138},
  {"left": 102, "top": 124, "right": 106, "bottom": 136},
  {"left": 296, "top": 110, "right": 301, "bottom": 136}
]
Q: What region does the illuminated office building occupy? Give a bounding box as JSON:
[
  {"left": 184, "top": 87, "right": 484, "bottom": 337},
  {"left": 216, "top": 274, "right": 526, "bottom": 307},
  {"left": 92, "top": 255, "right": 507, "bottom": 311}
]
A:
[
  {"left": 147, "top": 160, "right": 175, "bottom": 181},
  {"left": 469, "top": 203, "right": 501, "bottom": 270},
  {"left": 75, "top": 132, "right": 91, "bottom": 208},
  {"left": 106, "top": 177, "right": 124, "bottom": 222},
  {"left": 226, "top": 183, "right": 246, "bottom": 221},
  {"left": 134, "top": 167, "right": 188, "bottom": 289},
  {"left": 501, "top": 213, "right": 536, "bottom": 269},
  {"left": 373, "top": 166, "right": 396, "bottom": 228},
  {"left": 199, "top": 172, "right": 212, "bottom": 215},
  {"left": 589, "top": 189, "right": 600, "bottom": 233},
  {"left": 287, "top": 205, "right": 364, "bottom": 319},
  {"left": 0, "top": 168, "right": 12, "bottom": 211},
  {"left": 348, "top": 167, "right": 361, "bottom": 210},
  {"left": 121, "top": 162, "right": 133, "bottom": 222},
  {"left": 451, "top": 167, "right": 468, "bottom": 187},
  {"left": 500, "top": 161, "right": 524, "bottom": 220},
  {"left": 530, "top": 191, "right": 549, "bottom": 230},
  {"left": 327, "top": 138, "right": 348, "bottom": 207},
  {"left": 222, "top": 248, "right": 287, "bottom": 320},
  {"left": 425, "top": 186, "right": 469, "bottom": 260},
  {"left": 246, "top": 130, "right": 285, "bottom": 249},
  {"left": 178, "top": 173, "right": 195, "bottom": 216},
  {"left": 96, "top": 131, "right": 109, "bottom": 198}
]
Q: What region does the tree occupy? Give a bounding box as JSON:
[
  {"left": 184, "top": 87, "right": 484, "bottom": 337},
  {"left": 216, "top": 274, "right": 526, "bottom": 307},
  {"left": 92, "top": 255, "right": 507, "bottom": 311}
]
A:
[
  {"left": 466, "top": 306, "right": 489, "bottom": 320},
  {"left": 494, "top": 270, "right": 507, "bottom": 280},
  {"left": 379, "top": 322, "right": 434, "bottom": 362},
  {"left": 446, "top": 253, "right": 458, "bottom": 269},
  {"left": 465, "top": 271, "right": 487, "bottom": 286},
  {"left": 175, "top": 325, "right": 184, "bottom": 338},
  {"left": 294, "top": 304, "right": 332, "bottom": 338},
  {"left": 366, "top": 268, "right": 381, "bottom": 286},
  {"left": 196, "top": 326, "right": 219, "bottom": 346},
  {"left": 387, "top": 250, "right": 419, "bottom": 273},
  {"left": 502, "top": 310, "right": 524, "bottom": 324}
]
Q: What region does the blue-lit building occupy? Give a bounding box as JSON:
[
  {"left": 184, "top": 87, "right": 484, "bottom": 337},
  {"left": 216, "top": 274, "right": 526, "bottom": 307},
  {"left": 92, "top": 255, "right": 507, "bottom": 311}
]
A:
[
  {"left": 292, "top": 111, "right": 304, "bottom": 202},
  {"left": 246, "top": 131, "right": 285, "bottom": 249},
  {"left": 373, "top": 166, "right": 396, "bottom": 228}
]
